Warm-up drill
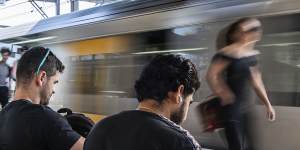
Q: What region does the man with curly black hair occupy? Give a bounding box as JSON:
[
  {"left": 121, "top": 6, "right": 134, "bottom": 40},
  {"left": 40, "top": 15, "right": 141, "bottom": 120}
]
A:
[{"left": 84, "top": 54, "right": 201, "bottom": 150}]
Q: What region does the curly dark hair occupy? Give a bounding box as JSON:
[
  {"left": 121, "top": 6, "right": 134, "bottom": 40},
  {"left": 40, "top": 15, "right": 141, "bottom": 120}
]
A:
[{"left": 135, "top": 54, "right": 200, "bottom": 103}]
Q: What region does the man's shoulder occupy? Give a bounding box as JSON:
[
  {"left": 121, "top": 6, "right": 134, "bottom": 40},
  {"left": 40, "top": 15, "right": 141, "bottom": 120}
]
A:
[
  {"left": 96, "top": 110, "right": 189, "bottom": 137},
  {"left": 97, "top": 110, "right": 167, "bottom": 126},
  {"left": 86, "top": 110, "right": 199, "bottom": 150},
  {"left": 35, "top": 105, "right": 65, "bottom": 124},
  {"left": 4, "top": 100, "right": 61, "bottom": 120}
]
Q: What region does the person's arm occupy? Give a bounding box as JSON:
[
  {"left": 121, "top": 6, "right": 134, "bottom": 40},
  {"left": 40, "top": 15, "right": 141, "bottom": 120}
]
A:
[
  {"left": 71, "top": 137, "right": 85, "bottom": 150},
  {"left": 250, "top": 66, "right": 275, "bottom": 121},
  {"left": 206, "top": 56, "right": 234, "bottom": 105},
  {"left": 44, "top": 109, "right": 85, "bottom": 150},
  {"left": 11, "top": 61, "right": 17, "bottom": 80}
]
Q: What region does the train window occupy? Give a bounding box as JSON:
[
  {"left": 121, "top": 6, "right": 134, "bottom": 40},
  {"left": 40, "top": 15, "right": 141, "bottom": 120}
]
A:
[
  {"left": 79, "top": 55, "right": 94, "bottom": 61},
  {"left": 70, "top": 56, "right": 80, "bottom": 62},
  {"left": 258, "top": 39, "right": 300, "bottom": 106},
  {"left": 68, "top": 27, "right": 215, "bottom": 104},
  {"left": 250, "top": 14, "right": 300, "bottom": 107}
]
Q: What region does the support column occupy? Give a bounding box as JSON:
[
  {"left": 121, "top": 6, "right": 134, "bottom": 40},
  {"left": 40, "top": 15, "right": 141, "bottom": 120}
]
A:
[
  {"left": 56, "top": 0, "right": 60, "bottom": 15},
  {"left": 71, "top": 0, "right": 79, "bottom": 12}
]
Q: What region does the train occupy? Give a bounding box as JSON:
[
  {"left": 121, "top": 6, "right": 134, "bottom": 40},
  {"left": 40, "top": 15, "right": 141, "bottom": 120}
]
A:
[{"left": 0, "top": 0, "right": 299, "bottom": 149}]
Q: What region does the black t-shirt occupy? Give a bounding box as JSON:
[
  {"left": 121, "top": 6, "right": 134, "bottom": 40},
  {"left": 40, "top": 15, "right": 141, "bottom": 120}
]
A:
[
  {"left": 0, "top": 100, "right": 81, "bottom": 150},
  {"left": 212, "top": 53, "right": 258, "bottom": 101},
  {"left": 212, "top": 53, "right": 258, "bottom": 118},
  {"left": 84, "top": 110, "right": 200, "bottom": 150}
]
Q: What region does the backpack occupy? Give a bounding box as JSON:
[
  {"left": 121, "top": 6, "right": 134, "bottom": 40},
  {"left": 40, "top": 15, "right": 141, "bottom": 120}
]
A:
[{"left": 57, "top": 108, "right": 95, "bottom": 137}]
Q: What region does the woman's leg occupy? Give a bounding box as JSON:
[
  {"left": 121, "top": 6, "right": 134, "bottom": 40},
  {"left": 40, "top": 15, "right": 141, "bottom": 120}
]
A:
[
  {"left": 224, "top": 120, "right": 243, "bottom": 150},
  {"left": 222, "top": 105, "right": 245, "bottom": 150}
]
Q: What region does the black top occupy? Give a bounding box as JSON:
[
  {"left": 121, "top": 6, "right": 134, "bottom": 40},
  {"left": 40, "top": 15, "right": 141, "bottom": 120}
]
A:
[
  {"left": 0, "top": 100, "right": 80, "bottom": 150},
  {"left": 84, "top": 110, "right": 200, "bottom": 150},
  {"left": 212, "top": 53, "right": 258, "bottom": 113}
]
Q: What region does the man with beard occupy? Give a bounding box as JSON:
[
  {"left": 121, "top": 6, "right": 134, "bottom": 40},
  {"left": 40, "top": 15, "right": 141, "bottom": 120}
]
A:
[
  {"left": 0, "top": 47, "right": 84, "bottom": 150},
  {"left": 84, "top": 54, "right": 201, "bottom": 150}
]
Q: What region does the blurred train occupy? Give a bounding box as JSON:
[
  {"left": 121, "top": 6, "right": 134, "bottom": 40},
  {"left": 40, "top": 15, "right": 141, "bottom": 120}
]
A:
[{"left": 0, "top": 0, "right": 300, "bottom": 149}]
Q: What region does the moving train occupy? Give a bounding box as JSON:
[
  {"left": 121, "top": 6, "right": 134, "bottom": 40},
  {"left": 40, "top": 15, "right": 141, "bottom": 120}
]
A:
[{"left": 0, "top": 0, "right": 299, "bottom": 149}]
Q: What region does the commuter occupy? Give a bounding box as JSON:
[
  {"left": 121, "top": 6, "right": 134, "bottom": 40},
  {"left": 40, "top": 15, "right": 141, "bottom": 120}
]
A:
[
  {"left": 0, "top": 47, "right": 12, "bottom": 108},
  {"left": 0, "top": 47, "right": 84, "bottom": 150},
  {"left": 11, "top": 46, "right": 29, "bottom": 81},
  {"left": 206, "top": 18, "right": 276, "bottom": 150},
  {"left": 84, "top": 54, "right": 201, "bottom": 150}
]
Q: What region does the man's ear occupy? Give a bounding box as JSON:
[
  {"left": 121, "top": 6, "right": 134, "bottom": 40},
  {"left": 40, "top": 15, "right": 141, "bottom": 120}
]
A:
[
  {"left": 177, "top": 85, "right": 184, "bottom": 96},
  {"left": 35, "top": 71, "right": 47, "bottom": 87},
  {"left": 177, "top": 85, "right": 184, "bottom": 103},
  {"left": 167, "top": 85, "right": 184, "bottom": 104}
]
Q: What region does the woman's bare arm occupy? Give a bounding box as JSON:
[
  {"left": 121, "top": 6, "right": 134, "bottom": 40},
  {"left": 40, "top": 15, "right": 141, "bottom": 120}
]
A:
[
  {"left": 250, "top": 66, "right": 275, "bottom": 121},
  {"left": 206, "top": 57, "right": 234, "bottom": 105}
]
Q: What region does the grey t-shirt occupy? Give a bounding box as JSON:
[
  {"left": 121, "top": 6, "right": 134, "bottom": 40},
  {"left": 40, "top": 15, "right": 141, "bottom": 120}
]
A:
[{"left": 0, "top": 62, "right": 10, "bottom": 86}]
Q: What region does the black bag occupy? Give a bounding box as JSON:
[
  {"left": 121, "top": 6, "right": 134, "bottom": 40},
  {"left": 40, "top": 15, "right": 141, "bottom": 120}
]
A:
[
  {"left": 197, "top": 95, "right": 223, "bottom": 132},
  {"left": 57, "top": 108, "right": 95, "bottom": 137}
]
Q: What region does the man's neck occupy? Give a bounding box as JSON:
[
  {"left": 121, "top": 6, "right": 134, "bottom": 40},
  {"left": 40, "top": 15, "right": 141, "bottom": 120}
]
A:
[
  {"left": 137, "top": 99, "right": 171, "bottom": 120},
  {"left": 14, "top": 86, "right": 40, "bottom": 104}
]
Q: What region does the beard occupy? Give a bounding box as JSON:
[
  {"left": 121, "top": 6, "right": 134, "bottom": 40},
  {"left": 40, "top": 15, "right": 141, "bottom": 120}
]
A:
[
  {"left": 40, "top": 84, "right": 52, "bottom": 105},
  {"left": 170, "top": 102, "right": 186, "bottom": 125}
]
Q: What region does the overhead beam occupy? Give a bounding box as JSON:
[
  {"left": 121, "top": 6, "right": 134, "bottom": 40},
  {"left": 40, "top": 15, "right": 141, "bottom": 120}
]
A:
[{"left": 29, "top": 0, "right": 48, "bottom": 19}]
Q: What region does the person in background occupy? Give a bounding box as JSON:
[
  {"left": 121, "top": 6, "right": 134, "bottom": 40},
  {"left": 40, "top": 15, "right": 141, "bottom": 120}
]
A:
[
  {"left": 84, "top": 54, "right": 201, "bottom": 150},
  {"left": 0, "top": 47, "right": 11, "bottom": 108},
  {"left": 11, "top": 46, "right": 29, "bottom": 81},
  {"left": 6, "top": 46, "right": 29, "bottom": 101},
  {"left": 0, "top": 47, "right": 84, "bottom": 150},
  {"left": 206, "top": 18, "right": 276, "bottom": 150}
]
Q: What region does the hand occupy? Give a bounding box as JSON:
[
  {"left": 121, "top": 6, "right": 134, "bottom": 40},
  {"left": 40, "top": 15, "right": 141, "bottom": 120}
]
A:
[
  {"left": 220, "top": 92, "right": 235, "bottom": 106},
  {"left": 266, "top": 106, "right": 276, "bottom": 122}
]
